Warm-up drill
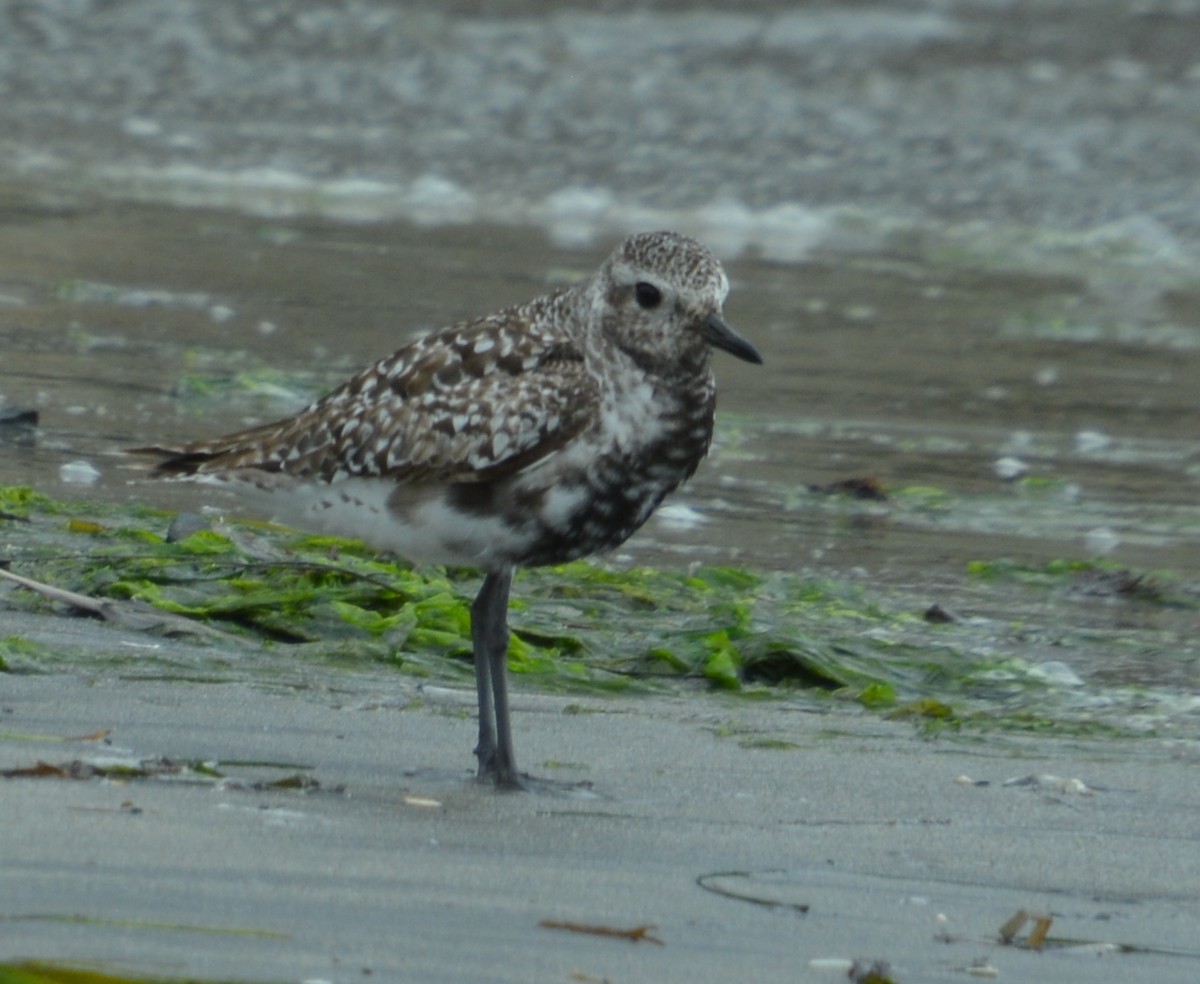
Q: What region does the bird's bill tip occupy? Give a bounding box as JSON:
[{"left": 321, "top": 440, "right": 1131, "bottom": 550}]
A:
[{"left": 702, "top": 314, "right": 763, "bottom": 365}]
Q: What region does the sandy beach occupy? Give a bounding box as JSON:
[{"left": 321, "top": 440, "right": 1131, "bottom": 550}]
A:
[{"left": 3, "top": 607, "right": 1198, "bottom": 983}]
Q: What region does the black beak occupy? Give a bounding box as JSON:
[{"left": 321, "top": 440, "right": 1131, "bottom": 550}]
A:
[{"left": 701, "top": 313, "right": 763, "bottom": 365}]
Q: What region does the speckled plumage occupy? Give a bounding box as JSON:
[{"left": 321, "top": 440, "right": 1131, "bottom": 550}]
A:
[{"left": 137, "top": 230, "right": 762, "bottom": 787}]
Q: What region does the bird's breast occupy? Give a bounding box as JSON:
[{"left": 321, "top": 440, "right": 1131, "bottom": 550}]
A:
[{"left": 502, "top": 372, "right": 717, "bottom": 566}]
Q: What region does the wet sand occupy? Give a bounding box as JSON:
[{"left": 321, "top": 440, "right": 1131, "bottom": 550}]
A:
[{"left": 4, "top": 625, "right": 1199, "bottom": 983}]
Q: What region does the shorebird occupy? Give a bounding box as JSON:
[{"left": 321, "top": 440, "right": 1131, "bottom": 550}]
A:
[{"left": 134, "top": 231, "right": 762, "bottom": 788}]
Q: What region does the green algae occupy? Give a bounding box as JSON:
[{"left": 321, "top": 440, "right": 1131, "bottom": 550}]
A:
[
  {"left": 172, "top": 360, "right": 317, "bottom": 412},
  {"left": 966, "top": 556, "right": 1187, "bottom": 606},
  {"left": 0, "top": 636, "right": 54, "bottom": 672},
  {"left": 0, "top": 960, "right": 279, "bottom": 984},
  {"left": 0, "top": 957, "right": 285, "bottom": 984},
  {"left": 0, "top": 485, "right": 56, "bottom": 519},
  {"left": 2, "top": 485, "right": 1196, "bottom": 737}
]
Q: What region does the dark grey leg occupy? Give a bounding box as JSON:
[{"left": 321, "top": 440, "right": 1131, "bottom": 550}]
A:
[
  {"left": 472, "top": 577, "right": 498, "bottom": 776},
  {"left": 471, "top": 567, "right": 521, "bottom": 788}
]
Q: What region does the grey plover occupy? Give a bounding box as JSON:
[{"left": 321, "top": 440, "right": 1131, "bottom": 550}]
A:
[{"left": 135, "top": 231, "right": 762, "bottom": 788}]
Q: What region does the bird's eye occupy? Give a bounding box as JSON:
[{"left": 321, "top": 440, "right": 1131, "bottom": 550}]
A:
[{"left": 634, "top": 281, "right": 663, "bottom": 309}]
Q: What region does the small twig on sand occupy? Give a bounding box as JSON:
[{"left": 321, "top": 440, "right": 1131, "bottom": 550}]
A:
[
  {"left": 539, "top": 920, "right": 664, "bottom": 946},
  {"left": 0, "top": 567, "right": 246, "bottom": 643}
]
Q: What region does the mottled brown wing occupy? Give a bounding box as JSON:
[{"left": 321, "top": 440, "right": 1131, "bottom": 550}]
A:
[{"left": 140, "top": 313, "right": 598, "bottom": 485}]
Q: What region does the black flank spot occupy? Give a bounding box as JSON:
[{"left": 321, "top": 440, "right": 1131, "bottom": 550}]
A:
[{"left": 447, "top": 483, "right": 499, "bottom": 516}]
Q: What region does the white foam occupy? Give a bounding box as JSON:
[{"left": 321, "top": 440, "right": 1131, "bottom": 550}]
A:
[
  {"left": 1083, "top": 215, "right": 1189, "bottom": 266},
  {"left": 469, "top": 11, "right": 954, "bottom": 62},
  {"left": 79, "top": 159, "right": 845, "bottom": 262},
  {"left": 536, "top": 185, "right": 836, "bottom": 261},
  {"left": 554, "top": 13, "right": 760, "bottom": 60},
  {"left": 992, "top": 456, "right": 1028, "bottom": 481},
  {"left": 1028, "top": 661, "right": 1085, "bottom": 688},
  {"left": 59, "top": 459, "right": 101, "bottom": 486},
  {"left": 1074, "top": 430, "right": 1111, "bottom": 455},
  {"left": 653, "top": 502, "right": 708, "bottom": 531},
  {"left": 539, "top": 187, "right": 618, "bottom": 249},
  {"left": 405, "top": 174, "right": 477, "bottom": 227},
  {"left": 764, "top": 10, "right": 958, "bottom": 49},
  {"left": 1084, "top": 526, "right": 1120, "bottom": 556}
]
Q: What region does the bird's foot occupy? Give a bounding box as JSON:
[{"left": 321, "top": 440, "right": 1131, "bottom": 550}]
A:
[
  {"left": 474, "top": 750, "right": 595, "bottom": 796},
  {"left": 474, "top": 747, "right": 527, "bottom": 791}
]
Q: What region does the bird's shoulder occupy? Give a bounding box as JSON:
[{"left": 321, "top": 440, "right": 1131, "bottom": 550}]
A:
[
  {"left": 340, "top": 294, "right": 581, "bottom": 406},
  {"left": 325, "top": 299, "right": 596, "bottom": 482},
  {"left": 149, "top": 295, "right": 600, "bottom": 484}
]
